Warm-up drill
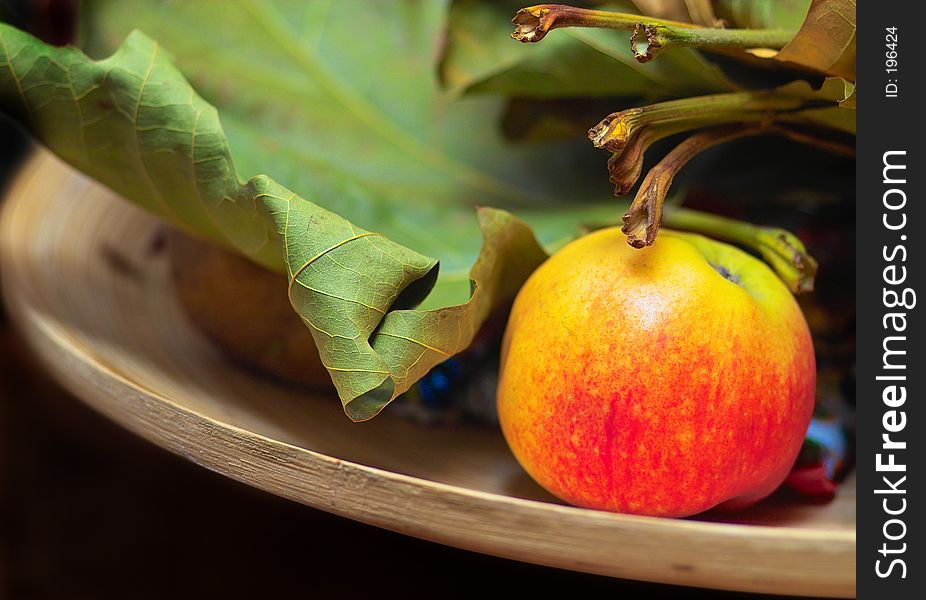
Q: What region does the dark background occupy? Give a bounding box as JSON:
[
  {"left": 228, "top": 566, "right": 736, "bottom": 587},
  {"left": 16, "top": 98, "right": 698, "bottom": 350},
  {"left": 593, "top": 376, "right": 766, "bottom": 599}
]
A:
[{"left": 0, "top": 1, "right": 848, "bottom": 598}]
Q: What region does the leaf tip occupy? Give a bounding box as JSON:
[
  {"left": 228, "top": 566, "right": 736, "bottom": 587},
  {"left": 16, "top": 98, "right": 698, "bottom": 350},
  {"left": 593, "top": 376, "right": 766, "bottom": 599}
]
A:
[{"left": 343, "top": 381, "right": 395, "bottom": 422}]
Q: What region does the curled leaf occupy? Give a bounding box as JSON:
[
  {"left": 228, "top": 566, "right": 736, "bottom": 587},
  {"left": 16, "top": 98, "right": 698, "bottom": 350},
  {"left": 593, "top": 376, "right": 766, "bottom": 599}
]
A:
[
  {"left": 722, "top": 0, "right": 856, "bottom": 81},
  {"left": 0, "top": 22, "right": 552, "bottom": 421},
  {"left": 774, "top": 0, "right": 856, "bottom": 81}
]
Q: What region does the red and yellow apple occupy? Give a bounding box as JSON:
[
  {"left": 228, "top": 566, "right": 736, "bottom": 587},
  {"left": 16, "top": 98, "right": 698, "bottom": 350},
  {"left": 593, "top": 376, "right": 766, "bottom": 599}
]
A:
[{"left": 497, "top": 228, "right": 815, "bottom": 517}]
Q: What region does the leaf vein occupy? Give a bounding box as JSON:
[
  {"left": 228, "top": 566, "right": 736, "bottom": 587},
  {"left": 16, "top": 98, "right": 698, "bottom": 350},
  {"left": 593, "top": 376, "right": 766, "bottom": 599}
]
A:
[{"left": 376, "top": 331, "right": 451, "bottom": 357}]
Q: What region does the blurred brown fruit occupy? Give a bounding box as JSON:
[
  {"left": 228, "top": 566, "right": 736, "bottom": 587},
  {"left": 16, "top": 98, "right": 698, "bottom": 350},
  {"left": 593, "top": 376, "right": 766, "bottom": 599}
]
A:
[{"left": 169, "top": 231, "right": 333, "bottom": 391}]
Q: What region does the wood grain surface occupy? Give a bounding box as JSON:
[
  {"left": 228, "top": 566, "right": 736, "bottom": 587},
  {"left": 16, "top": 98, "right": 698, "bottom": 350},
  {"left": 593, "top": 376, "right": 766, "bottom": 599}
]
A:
[{"left": 0, "top": 149, "right": 856, "bottom": 597}]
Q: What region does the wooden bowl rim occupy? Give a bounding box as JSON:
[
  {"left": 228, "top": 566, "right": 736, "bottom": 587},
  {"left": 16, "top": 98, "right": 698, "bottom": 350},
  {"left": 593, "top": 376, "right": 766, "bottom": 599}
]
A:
[{"left": 0, "top": 151, "right": 857, "bottom": 597}]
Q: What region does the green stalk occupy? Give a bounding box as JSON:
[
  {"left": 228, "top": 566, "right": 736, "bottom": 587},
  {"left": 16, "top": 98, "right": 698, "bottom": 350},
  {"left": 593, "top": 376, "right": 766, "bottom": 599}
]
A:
[
  {"left": 632, "top": 23, "right": 794, "bottom": 62},
  {"left": 511, "top": 4, "right": 795, "bottom": 64},
  {"left": 662, "top": 208, "right": 818, "bottom": 294},
  {"left": 587, "top": 91, "right": 807, "bottom": 154},
  {"left": 511, "top": 4, "right": 693, "bottom": 43}
]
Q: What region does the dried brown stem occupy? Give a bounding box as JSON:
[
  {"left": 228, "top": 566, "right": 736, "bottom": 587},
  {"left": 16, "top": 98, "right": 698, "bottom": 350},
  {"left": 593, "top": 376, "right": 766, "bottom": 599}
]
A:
[
  {"left": 606, "top": 122, "right": 694, "bottom": 196},
  {"left": 622, "top": 125, "right": 765, "bottom": 248},
  {"left": 511, "top": 4, "right": 692, "bottom": 43},
  {"left": 623, "top": 123, "right": 854, "bottom": 250}
]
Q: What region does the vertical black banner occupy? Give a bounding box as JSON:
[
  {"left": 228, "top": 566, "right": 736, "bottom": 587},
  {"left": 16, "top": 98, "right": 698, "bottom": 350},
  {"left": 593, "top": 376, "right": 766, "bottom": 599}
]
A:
[{"left": 858, "top": 1, "right": 924, "bottom": 597}]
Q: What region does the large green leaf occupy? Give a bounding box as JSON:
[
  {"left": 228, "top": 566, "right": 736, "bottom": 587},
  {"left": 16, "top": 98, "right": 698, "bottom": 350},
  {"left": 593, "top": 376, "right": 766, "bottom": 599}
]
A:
[
  {"left": 79, "top": 0, "right": 618, "bottom": 308},
  {"left": 440, "top": 0, "right": 734, "bottom": 99},
  {"left": 0, "top": 12, "right": 594, "bottom": 421}
]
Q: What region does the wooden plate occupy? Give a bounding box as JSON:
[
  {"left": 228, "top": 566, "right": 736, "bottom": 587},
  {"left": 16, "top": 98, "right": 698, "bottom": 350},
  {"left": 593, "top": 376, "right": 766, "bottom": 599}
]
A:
[{"left": 1, "top": 150, "right": 856, "bottom": 597}]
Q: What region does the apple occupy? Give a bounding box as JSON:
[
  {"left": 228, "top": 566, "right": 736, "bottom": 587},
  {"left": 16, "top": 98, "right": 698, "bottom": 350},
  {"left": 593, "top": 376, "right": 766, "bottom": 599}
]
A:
[
  {"left": 169, "top": 231, "right": 332, "bottom": 390},
  {"left": 496, "top": 227, "right": 816, "bottom": 517}
]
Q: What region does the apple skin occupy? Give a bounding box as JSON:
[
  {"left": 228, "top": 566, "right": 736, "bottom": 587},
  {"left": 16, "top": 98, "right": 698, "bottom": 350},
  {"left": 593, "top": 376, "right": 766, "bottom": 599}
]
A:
[{"left": 497, "top": 228, "right": 816, "bottom": 517}]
